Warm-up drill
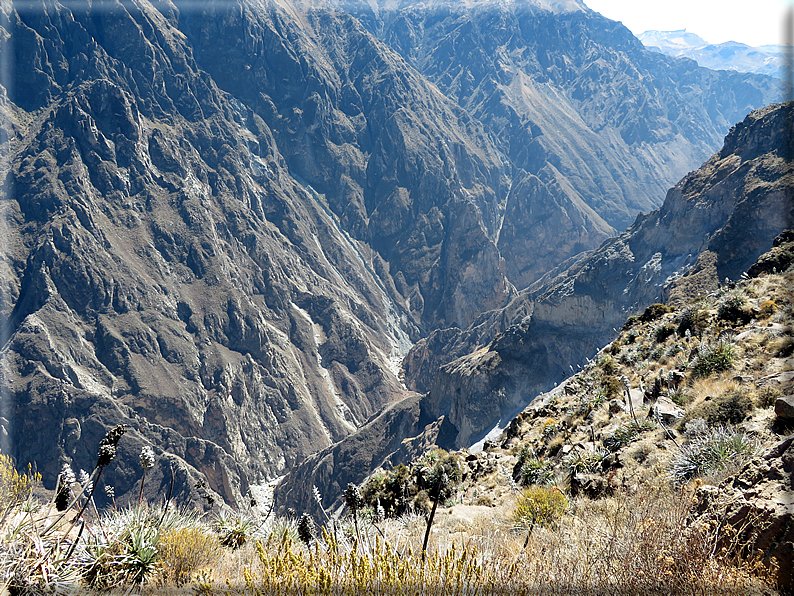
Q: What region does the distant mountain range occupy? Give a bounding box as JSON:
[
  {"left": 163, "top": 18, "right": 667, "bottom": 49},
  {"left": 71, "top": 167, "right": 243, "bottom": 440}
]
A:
[{"left": 639, "top": 29, "right": 784, "bottom": 79}]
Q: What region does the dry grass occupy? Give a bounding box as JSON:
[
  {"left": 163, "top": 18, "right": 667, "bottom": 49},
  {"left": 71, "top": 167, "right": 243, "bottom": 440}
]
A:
[
  {"left": 178, "top": 481, "right": 776, "bottom": 595},
  {"left": 514, "top": 482, "right": 775, "bottom": 595},
  {"left": 686, "top": 375, "right": 739, "bottom": 407}
]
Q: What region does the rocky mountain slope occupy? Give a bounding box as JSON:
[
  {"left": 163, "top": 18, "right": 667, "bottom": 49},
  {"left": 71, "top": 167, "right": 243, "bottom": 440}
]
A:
[
  {"left": 334, "top": 0, "right": 779, "bottom": 287},
  {"left": 0, "top": 0, "right": 781, "bottom": 510},
  {"left": 367, "top": 239, "right": 794, "bottom": 590},
  {"left": 1, "top": 0, "right": 505, "bottom": 506},
  {"left": 275, "top": 101, "right": 793, "bottom": 516},
  {"left": 410, "top": 100, "right": 794, "bottom": 447}
]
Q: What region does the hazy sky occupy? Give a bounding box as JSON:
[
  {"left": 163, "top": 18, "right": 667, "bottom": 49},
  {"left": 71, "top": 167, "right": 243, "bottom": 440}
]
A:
[{"left": 584, "top": 0, "right": 792, "bottom": 47}]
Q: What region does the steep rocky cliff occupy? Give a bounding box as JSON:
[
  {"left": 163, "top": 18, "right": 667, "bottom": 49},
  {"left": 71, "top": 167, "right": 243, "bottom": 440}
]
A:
[
  {"left": 0, "top": 0, "right": 512, "bottom": 506},
  {"left": 334, "top": 0, "right": 779, "bottom": 287},
  {"left": 277, "top": 101, "right": 793, "bottom": 514},
  {"left": 414, "top": 101, "right": 793, "bottom": 449}
]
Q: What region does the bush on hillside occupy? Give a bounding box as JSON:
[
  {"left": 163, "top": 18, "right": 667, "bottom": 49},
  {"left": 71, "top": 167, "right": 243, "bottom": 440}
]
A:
[
  {"left": 641, "top": 303, "right": 672, "bottom": 322},
  {"left": 520, "top": 458, "right": 555, "bottom": 486},
  {"left": 678, "top": 304, "right": 710, "bottom": 337},
  {"left": 514, "top": 486, "right": 568, "bottom": 529},
  {"left": 653, "top": 322, "right": 677, "bottom": 343},
  {"left": 689, "top": 341, "right": 735, "bottom": 378},
  {"left": 706, "top": 390, "right": 755, "bottom": 425},
  {"left": 603, "top": 419, "right": 655, "bottom": 452},
  {"left": 362, "top": 450, "right": 462, "bottom": 518},
  {"left": 717, "top": 292, "right": 753, "bottom": 324}
]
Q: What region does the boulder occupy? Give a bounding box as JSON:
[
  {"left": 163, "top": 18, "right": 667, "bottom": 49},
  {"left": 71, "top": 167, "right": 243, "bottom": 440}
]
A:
[
  {"left": 774, "top": 396, "right": 794, "bottom": 420},
  {"left": 648, "top": 397, "right": 685, "bottom": 424},
  {"left": 570, "top": 473, "right": 611, "bottom": 499}
]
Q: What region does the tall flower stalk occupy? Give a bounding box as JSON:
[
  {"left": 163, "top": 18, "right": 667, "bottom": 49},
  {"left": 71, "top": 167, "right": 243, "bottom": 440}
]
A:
[{"left": 138, "top": 446, "right": 156, "bottom": 505}]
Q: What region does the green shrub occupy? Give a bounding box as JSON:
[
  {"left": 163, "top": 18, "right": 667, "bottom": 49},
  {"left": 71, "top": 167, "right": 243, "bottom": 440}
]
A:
[
  {"left": 668, "top": 388, "right": 692, "bottom": 407},
  {"left": 757, "top": 386, "right": 782, "bottom": 408},
  {"left": 514, "top": 486, "right": 568, "bottom": 529},
  {"left": 603, "top": 419, "right": 655, "bottom": 452},
  {"left": 520, "top": 458, "right": 554, "bottom": 486},
  {"left": 717, "top": 292, "right": 753, "bottom": 324},
  {"left": 363, "top": 464, "right": 413, "bottom": 517},
  {"left": 562, "top": 449, "right": 608, "bottom": 475},
  {"left": 542, "top": 420, "right": 559, "bottom": 438},
  {"left": 599, "top": 354, "right": 618, "bottom": 375},
  {"left": 653, "top": 322, "right": 676, "bottom": 343},
  {"left": 706, "top": 390, "right": 755, "bottom": 425},
  {"left": 618, "top": 349, "right": 640, "bottom": 365},
  {"left": 641, "top": 303, "right": 672, "bottom": 322},
  {"left": 362, "top": 450, "right": 462, "bottom": 518},
  {"left": 215, "top": 510, "right": 255, "bottom": 548},
  {"left": 601, "top": 376, "right": 622, "bottom": 400},
  {"left": 622, "top": 315, "right": 640, "bottom": 331},
  {"left": 82, "top": 504, "right": 199, "bottom": 588},
  {"left": 690, "top": 341, "right": 735, "bottom": 378},
  {"left": 678, "top": 305, "right": 710, "bottom": 337}
]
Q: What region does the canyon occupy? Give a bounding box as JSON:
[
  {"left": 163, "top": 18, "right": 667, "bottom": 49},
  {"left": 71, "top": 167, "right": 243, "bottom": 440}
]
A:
[{"left": 0, "top": 0, "right": 783, "bottom": 510}]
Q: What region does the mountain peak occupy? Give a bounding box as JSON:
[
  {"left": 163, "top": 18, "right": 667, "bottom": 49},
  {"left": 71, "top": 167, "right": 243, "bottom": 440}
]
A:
[{"left": 638, "top": 29, "right": 710, "bottom": 51}]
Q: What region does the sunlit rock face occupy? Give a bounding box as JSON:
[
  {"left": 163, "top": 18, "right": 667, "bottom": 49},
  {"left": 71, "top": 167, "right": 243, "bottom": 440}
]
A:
[
  {"left": 408, "top": 101, "right": 793, "bottom": 453},
  {"left": 0, "top": 0, "right": 511, "bottom": 506},
  {"left": 334, "top": 0, "right": 779, "bottom": 287},
  {"left": 0, "top": 0, "right": 780, "bottom": 511}
]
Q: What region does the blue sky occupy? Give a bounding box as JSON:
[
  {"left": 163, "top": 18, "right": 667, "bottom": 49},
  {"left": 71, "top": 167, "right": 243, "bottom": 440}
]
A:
[{"left": 584, "top": 0, "right": 792, "bottom": 47}]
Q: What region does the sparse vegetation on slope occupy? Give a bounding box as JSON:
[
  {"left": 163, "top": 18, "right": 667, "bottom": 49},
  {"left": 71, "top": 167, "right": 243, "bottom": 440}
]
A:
[{"left": 2, "top": 239, "right": 792, "bottom": 594}]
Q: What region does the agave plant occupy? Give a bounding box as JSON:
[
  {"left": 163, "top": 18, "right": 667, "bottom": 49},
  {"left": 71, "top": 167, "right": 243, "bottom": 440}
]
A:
[
  {"left": 669, "top": 425, "right": 757, "bottom": 483},
  {"left": 214, "top": 510, "right": 256, "bottom": 548}
]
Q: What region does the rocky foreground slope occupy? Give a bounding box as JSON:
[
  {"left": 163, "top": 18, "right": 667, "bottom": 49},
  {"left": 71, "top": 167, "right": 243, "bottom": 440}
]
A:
[
  {"left": 0, "top": 0, "right": 780, "bottom": 509},
  {"left": 350, "top": 236, "right": 794, "bottom": 591},
  {"left": 275, "top": 101, "right": 793, "bottom": 517}
]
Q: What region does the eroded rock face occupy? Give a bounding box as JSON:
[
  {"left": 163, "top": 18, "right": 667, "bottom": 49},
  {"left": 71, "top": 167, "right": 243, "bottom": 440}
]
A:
[
  {"left": 276, "top": 100, "right": 790, "bottom": 515},
  {"left": 696, "top": 434, "right": 794, "bottom": 592},
  {"left": 0, "top": 0, "right": 516, "bottom": 506},
  {"left": 0, "top": 0, "right": 782, "bottom": 512},
  {"left": 337, "top": 0, "right": 779, "bottom": 287},
  {"left": 404, "top": 102, "right": 793, "bottom": 452}
]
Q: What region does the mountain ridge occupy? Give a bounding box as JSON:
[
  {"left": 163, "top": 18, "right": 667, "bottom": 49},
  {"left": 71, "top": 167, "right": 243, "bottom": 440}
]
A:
[
  {"left": 0, "top": 0, "right": 782, "bottom": 511},
  {"left": 639, "top": 29, "right": 784, "bottom": 79},
  {"left": 331, "top": 0, "right": 779, "bottom": 285}
]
